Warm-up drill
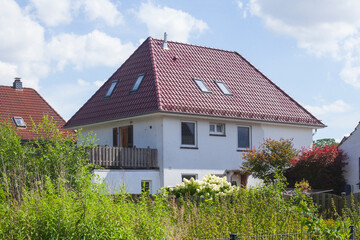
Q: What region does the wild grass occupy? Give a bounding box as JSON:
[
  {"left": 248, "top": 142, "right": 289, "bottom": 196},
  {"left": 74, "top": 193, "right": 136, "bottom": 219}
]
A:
[{"left": 0, "top": 116, "right": 356, "bottom": 239}]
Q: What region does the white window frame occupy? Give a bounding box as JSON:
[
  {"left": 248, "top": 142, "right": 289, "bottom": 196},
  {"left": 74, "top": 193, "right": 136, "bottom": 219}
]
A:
[
  {"left": 215, "top": 81, "right": 232, "bottom": 95},
  {"left": 209, "top": 123, "right": 225, "bottom": 136},
  {"left": 237, "top": 125, "right": 251, "bottom": 150},
  {"left": 180, "top": 121, "right": 197, "bottom": 148},
  {"left": 181, "top": 174, "right": 198, "bottom": 182},
  {"left": 193, "top": 78, "right": 211, "bottom": 93},
  {"left": 141, "top": 180, "right": 152, "bottom": 194}
]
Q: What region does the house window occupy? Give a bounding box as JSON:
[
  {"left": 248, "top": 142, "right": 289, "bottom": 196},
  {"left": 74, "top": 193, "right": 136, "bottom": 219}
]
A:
[
  {"left": 209, "top": 123, "right": 225, "bottom": 135},
  {"left": 238, "top": 126, "right": 251, "bottom": 149},
  {"left": 141, "top": 180, "right": 151, "bottom": 194},
  {"left": 105, "top": 80, "right": 118, "bottom": 98},
  {"left": 112, "top": 125, "right": 133, "bottom": 147},
  {"left": 193, "top": 78, "right": 211, "bottom": 93},
  {"left": 12, "top": 117, "right": 26, "bottom": 128},
  {"left": 131, "top": 73, "right": 146, "bottom": 93},
  {"left": 181, "top": 121, "right": 196, "bottom": 146},
  {"left": 215, "top": 81, "right": 231, "bottom": 95},
  {"left": 182, "top": 174, "right": 197, "bottom": 182}
]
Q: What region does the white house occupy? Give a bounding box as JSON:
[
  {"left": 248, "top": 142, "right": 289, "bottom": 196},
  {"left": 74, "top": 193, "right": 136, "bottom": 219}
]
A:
[
  {"left": 65, "top": 35, "right": 325, "bottom": 194},
  {"left": 339, "top": 122, "right": 360, "bottom": 193}
]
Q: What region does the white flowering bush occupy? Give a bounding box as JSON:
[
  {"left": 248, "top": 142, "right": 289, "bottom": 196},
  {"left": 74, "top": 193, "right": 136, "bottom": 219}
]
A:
[{"left": 167, "top": 174, "right": 239, "bottom": 198}]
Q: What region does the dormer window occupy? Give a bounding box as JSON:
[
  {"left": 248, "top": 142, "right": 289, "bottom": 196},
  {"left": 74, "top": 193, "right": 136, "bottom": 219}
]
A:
[
  {"left": 215, "top": 81, "right": 231, "bottom": 95},
  {"left": 131, "top": 73, "right": 146, "bottom": 93},
  {"left": 12, "top": 117, "right": 26, "bottom": 128},
  {"left": 193, "top": 79, "right": 211, "bottom": 93},
  {"left": 105, "top": 80, "right": 118, "bottom": 98}
]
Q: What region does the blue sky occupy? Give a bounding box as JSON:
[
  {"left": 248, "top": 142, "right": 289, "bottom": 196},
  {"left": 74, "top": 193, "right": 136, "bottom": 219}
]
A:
[{"left": 1, "top": 0, "right": 359, "bottom": 141}]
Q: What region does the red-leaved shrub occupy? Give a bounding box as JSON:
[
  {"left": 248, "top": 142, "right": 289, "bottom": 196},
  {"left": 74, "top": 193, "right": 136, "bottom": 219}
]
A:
[{"left": 286, "top": 145, "right": 347, "bottom": 195}]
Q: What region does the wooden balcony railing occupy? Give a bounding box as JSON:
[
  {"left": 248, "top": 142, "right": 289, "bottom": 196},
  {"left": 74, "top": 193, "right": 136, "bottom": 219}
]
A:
[{"left": 88, "top": 146, "right": 158, "bottom": 169}]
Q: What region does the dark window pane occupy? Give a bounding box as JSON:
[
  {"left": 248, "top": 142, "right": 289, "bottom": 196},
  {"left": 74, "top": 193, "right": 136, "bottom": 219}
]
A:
[
  {"left": 238, "top": 127, "right": 250, "bottom": 148},
  {"left": 210, "top": 124, "right": 215, "bottom": 132},
  {"left": 105, "top": 80, "right": 118, "bottom": 98},
  {"left": 128, "top": 125, "right": 133, "bottom": 147},
  {"left": 181, "top": 122, "right": 195, "bottom": 145},
  {"left": 113, "top": 128, "right": 118, "bottom": 147},
  {"left": 182, "top": 174, "right": 197, "bottom": 181}
]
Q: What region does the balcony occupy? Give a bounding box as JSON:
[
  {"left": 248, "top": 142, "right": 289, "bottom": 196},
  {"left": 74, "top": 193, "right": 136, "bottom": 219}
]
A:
[{"left": 88, "top": 146, "right": 158, "bottom": 169}]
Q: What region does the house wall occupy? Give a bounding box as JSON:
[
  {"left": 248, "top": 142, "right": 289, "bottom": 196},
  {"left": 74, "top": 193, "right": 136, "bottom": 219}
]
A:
[
  {"left": 94, "top": 169, "right": 161, "bottom": 194},
  {"left": 340, "top": 124, "right": 360, "bottom": 193},
  {"left": 162, "top": 115, "right": 313, "bottom": 187},
  {"left": 80, "top": 114, "right": 314, "bottom": 193}
]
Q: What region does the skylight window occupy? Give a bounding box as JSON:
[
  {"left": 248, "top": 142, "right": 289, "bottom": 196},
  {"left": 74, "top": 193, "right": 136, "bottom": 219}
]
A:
[
  {"left": 131, "top": 73, "right": 146, "bottom": 93},
  {"left": 215, "top": 81, "right": 231, "bottom": 95},
  {"left": 193, "top": 79, "right": 211, "bottom": 93},
  {"left": 105, "top": 80, "right": 118, "bottom": 98},
  {"left": 12, "top": 117, "right": 26, "bottom": 128}
]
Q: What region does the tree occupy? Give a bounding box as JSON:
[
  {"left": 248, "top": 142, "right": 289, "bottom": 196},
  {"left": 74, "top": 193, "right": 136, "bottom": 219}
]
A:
[
  {"left": 286, "top": 145, "right": 347, "bottom": 194},
  {"left": 313, "top": 138, "right": 338, "bottom": 148},
  {"left": 241, "top": 138, "right": 298, "bottom": 183}
]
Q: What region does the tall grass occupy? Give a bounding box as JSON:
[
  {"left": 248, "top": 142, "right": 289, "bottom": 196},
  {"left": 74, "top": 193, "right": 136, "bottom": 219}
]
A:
[{"left": 0, "top": 116, "right": 355, "bottom": 239}]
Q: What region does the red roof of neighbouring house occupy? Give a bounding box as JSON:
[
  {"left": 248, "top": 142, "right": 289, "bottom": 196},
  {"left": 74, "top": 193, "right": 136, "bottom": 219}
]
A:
[
  {"left": 65, "top": 37, "right": 325, "bottom": 128},
  {"left": 0, "top": 84, "right": 73, "bottom": 140}
]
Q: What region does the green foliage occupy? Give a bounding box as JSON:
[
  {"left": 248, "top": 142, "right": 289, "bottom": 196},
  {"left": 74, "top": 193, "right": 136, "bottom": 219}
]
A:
[
  {"left": 0, "top": 115, "right": 96, "bottom": 200},
  {"left": 0, "top": 173, "right": 344, "bottom": 240},
  {"left": 241, "top": 138, "right": 298, "bottom": 183},
  {"left": 313, "top": 138, "right": 338, "bottom": 148},
  {"left": 166, "top": 174, "right": 239, "bottom": 198}
]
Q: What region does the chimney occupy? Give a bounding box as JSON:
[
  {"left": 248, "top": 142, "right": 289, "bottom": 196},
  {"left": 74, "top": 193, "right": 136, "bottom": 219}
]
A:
[
  {"left": 162, "top": 32, "right": 169, "bottom": 50},
  {"left": 13, "top": 77, "right": 22, "bottom": 89}
]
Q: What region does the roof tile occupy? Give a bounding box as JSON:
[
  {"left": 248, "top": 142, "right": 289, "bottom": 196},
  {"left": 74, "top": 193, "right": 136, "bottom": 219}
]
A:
[{"left": 65, "top": 37, "right": 324, "bottom": 128}]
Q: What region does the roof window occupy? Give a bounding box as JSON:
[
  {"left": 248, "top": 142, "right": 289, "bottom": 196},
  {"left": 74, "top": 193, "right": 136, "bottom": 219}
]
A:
[
  {"left": 131, "top": 73, "right": 146, "bottom": 93},
  {"left": 215, "top": 81, "right": 231, "bottom": 95},
  {"left": 193, "top": 79, "right": 211, "bottom": 93},
  {"left": 105, "top": 80, "right": 118, "bottom": 98},
  {"left": 12, "top": 117, "right": 26, "bottom": 128}
]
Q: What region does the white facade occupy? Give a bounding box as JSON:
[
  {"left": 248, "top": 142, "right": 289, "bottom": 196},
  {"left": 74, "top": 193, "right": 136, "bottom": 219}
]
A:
[
  {"left": 340, "top": 123, "right": 360, "bottom": 193},
  {"left": 81, "top": 113, "right": 315, "bottom": 194}
]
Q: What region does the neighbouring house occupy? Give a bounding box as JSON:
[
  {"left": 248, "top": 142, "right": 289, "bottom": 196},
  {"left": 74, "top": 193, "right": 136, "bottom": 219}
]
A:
[
  {"left": 339, "top": 122, "right": 360, "bottom": 193},
  {"left": 0, "top": 78, "right": 72, "bottom": 141},
  {"left": 65, "top": 35, "right": 325, "bottom": 194}
]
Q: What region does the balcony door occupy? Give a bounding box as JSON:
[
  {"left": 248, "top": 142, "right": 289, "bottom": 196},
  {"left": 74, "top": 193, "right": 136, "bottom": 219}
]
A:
[{"left": 113, "top": 125, "right": 133, "bottom": 147}]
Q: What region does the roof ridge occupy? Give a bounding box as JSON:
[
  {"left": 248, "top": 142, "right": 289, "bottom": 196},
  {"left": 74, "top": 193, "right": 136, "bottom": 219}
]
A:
[
  {"left": 151, "top": 38, "right": 237, "bottom": 55},
  {"left": 233, "top": 51, "right": 325, "bottom": 127},
  {"left": 29, "top": 88, "right": 67, "bottom": 125},
  {"left": 65, "top": 37, "right": 152, "bottom": 128},
  {"left": 148, "top": 37, "right": 162, "bottom": 110}
]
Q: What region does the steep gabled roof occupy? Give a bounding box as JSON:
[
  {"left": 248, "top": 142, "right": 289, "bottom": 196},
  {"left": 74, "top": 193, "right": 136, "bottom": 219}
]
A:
[
  {"left": 0, "top": 85, "right": 72, "bottom": 140},
  {"left": 65, "top": 37, "right": 325, "bottom": 128}
]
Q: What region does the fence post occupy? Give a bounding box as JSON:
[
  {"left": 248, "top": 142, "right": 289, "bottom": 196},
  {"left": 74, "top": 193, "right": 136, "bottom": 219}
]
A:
[
  {"left": 230, "top": 233, "right": 237, "bottom": 240},
  {"left": 350, "top": 225, "right": 355, "bottom": 240}
]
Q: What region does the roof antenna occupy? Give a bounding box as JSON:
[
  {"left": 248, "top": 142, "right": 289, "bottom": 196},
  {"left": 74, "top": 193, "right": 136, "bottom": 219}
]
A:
[{"left": 162, "top": 32, "right": 169, "bottom": 50}]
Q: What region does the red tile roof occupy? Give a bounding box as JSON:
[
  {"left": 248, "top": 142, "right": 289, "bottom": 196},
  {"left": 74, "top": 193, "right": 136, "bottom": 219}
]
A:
[
  {"left": 0, "top": 85, "right": 73, "bottom": 140},
  {"left": 65, "top": 37, "right": 325, "bottom": 128}
]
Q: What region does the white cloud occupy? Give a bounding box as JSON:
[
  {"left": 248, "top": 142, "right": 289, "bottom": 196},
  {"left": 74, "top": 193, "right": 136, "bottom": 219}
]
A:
[
  {"left": 29, "top": 0, "right": 72, "bottom": 26},
  {"left": 305, "top": 100, "right": 352, "bottom": 116},
  {"left": 0, "top": 62, "right": 18, "bottom": 86},
  {"left": 237, "top": 1, "right": 243, "bottom": 9},
  {"left": 136, "top": 2, "right": 208, "bottom": 42},
  {"left": 0, "top": 0, "right": 48, "bottom": 89},
  {"left": 28, "top": 0, "right": 123, "bottom": 27},
  {"left": 82, "top": 0, "right": 124, "bottom": 26},
  {"left": 249, "top": 0, "right": 360, "bottom": 87},
  {"left": 46, "top": 30, "right": 136, "bottom": 71}
]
